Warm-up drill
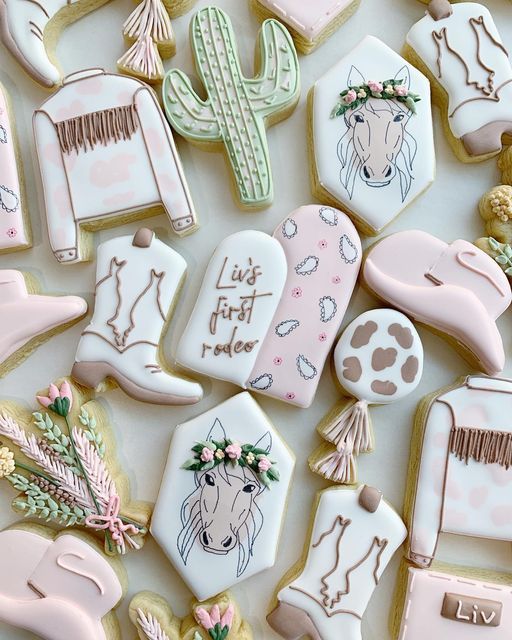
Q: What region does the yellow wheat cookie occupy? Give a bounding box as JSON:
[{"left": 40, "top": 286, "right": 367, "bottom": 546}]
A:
[
  {"left": 0, "top": 378, "right": 151, "bottom": 556},
  {"left": 0, "top": 270, "right": 87, "bottom": 378},
  {"left": 0, "top": 521, "right": 126, "bottom": 640},
  {"left": 404, "top": 0, "right": 512, "bottom": 163},
  {"left": 391, "top": 558, "right": 512, "bottom": 640},
  {"left": 249, "top": 0, "right": 361, "bottom": 55},
  {"left": 130, "top": 591, "right": 253, "bottom": 640}
]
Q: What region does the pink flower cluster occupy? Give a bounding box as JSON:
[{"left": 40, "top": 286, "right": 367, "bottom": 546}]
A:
[
  {"left": 367, "top": 80, "right": 383, "bottom": 93},
  {"left": 36, "top": 381, "right": 73, "bottom": 411},
  {"left": 200, "top": 447, "right": 214, "bottom": 463},
  {"left": 258, "top": 457, "right": 271, "bottom": 472},
  {"left": 225, "top": 443, "right": 242, "bottom": 460},
  {"left": 344, "top": 89, "right": 357, "bottom": 104}
]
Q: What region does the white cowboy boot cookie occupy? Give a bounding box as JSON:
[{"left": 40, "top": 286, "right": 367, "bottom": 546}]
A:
[{"left": 72, "top": 228, "right": 202, "bottom": 406}]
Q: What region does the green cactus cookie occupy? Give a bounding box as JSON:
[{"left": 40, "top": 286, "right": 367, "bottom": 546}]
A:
[{"left": 162, "top": 6, "right": 300, "bottom": 209}]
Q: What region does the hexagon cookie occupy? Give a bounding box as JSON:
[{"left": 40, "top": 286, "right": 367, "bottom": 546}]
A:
[
  {"left": 309, "top": 35, "right": 435, "bottom": 236},
  {"left": 151, "top": 392, "right": 295, "bottom": 601}
]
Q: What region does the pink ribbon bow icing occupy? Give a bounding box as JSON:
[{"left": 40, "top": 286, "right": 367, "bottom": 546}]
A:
[{"left": 85, "top": 495, "right": 140, "bottom": 554}]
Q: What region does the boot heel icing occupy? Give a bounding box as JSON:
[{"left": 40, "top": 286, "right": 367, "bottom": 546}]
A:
[
  {"left": 71, "top": 361, "right": 109, "bottom": 391},
  {"left": 267, "top": 602, "right": 321, "bottom": 640}
]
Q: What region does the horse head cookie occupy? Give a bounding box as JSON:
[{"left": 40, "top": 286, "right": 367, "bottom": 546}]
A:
[
  {"left": 405, "top": 1, "right": 512, "bottom": 162},
  {"left": 0, "top": 524, "right": 125, "bottom": 640},
  {"left": 151, "top": 392, "right": 295, "bottom": 601},
  {"left": 309, "top": 35, "right": 435, "bottom": 235},
  {"left": 309, "top": 309, "right": 424, "bottom": 484},
  {"left": 177, "top": 205, "right": 361, "bottom": 408}
]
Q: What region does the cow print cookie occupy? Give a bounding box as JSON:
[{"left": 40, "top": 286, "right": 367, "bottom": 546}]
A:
[{"left": 309, "top": 309, "right": 423, "bottom": 484}]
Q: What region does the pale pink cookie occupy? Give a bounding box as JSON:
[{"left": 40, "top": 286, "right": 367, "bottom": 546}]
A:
[
  {"left": 250, "top": 0, "right": 361, "bottom": 54},
  {"left": 0, "top": 379, "right": 151, "bottom": 555},
  {"left": 0, "top": 84, "right": 31, "bottom": 253},
  {"left": 247, "top": 205, "right": 362, "bottom": 408},
  {"left": 0, "top": 269, "right": 87, "bottom": 377},
  {"left": 309, "top": 309, "right": 424, "bottom": 484},
  {"left": 394, "top": 562, "right": 512, "bottom": 639},
  {"left": 406, "top": 375, "right": 512, "bottom": 569},
  {"left": 362, "top": 230, "right": 511, "bottom": 375},
  {"left": 33, "top": 69, "right": 197, "bottom": 264},
  {"left": 268, "top": 485, "right": 407, "bottom": 640}
]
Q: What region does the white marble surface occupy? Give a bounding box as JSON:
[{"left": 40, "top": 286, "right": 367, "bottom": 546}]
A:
[{"left": 0, "top": 0, "right": 511, "bottom": 638}]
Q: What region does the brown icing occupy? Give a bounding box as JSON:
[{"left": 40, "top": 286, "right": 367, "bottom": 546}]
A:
[
  {"left": 427, "top": 0, "right": 452, "bottom": 21},
  {"left": 388, "top": 323, "right": 413, "bottom": 349},
  {"left": 449, "top": 425, "right": 512, "bottom": 468},
  {"left": 463, "top": 120, "right": 512, "bottom": 157},
  {"left": 441, "top": 593, "right": 502, "bottom": 627},
  {"left": 358, "top": 485, "right": 382, "bottom": 513},
  {"left": 370, "top": 380, "right": 397, "bottom": 396},
  {"left": 371, "top": 348, "right": 397, "bottom": 371},
  {"left": 350, "top": 321, "right": 378, "bottom": 348},
  {"left": 342, "top": 357, "right": 362, "bottom": 383},
  {"left": 132, "top": 228, "right": 154, "bottom": 248},
  {"left": 401, "top": 355, "right": 419, "bottom": 383}
]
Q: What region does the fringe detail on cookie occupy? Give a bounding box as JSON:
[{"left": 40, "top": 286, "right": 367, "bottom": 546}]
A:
[
  {"left": 56, "top": 103, "right": 139, "bottom": 154},
  {"left": 449, "top": 425, "right": 512, "bottom": 469},
  {"left": 311, "top": 447, "right": 357, "bottom": 485},
  {"left": 319, "top": 399, "right": 372, "bottom": 452},
  {"left": 123, "top": 0, "right": 173, "bottom": 44},
  {"left": 118, "top": 35, "right": 164, "bottom": 82}
]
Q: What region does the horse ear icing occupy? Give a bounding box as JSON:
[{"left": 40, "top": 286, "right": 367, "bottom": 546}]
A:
[
  {"left": 347, "top": 65, "right": 365, "bottom": 87},
  {"left": 254, "top": 431, "right": 273, "bottom": 453},
  {"left": 395, "top": 65, "right": 411, "bottom": 90},
  {"left": 207, "top": 418, "right": 227, "bottom": 442}
]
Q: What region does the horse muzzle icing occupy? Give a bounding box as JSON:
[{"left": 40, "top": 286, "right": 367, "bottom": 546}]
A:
[
  {"left": 200, "top": 529, "right": 236, "bottom": 554},
  {"left": 361, "top": 162, "right": 396, "bottom": 188}
]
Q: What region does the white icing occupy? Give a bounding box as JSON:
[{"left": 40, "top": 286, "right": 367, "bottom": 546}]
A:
[
  {"left": 275, "top": 486, "right": 406, "bottom": 639},
  {"left": 312, "top": 35, "right": 435, "bottom": 234},
  {"left": 406, "top": 2, "right": 512, "bottom": 139},
  {"left": 150, "top": 392, "right": 295, "bottom": 601},
  {"left": 33, "top": 69, "right": 197, "bottom": 264},
  {"left": 73, "top": 229, "right": 203, "bottom": 404},
  {"left": 176, "top": 231, "right": 287, "bottom": 387},
  {"left": 334, "top": 309, "right": 424, "bottom": 404}
]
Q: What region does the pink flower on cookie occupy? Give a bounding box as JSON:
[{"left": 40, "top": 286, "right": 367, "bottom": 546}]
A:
[
  {"left": 368, "top": 80, "right": 383, "bottom": 94},
  {"left": 258, "top": 457, "right": 271, "bottom": 472},
  {"left": 394, "top": 84, "right": 408, "bottom": 97},
  {"left": 200, "top": 447, "right": 214, "bottom": 463},
  {"left": 292, "top": 287, "right": 302, "bottom": 298},
  {"left": 344, "top": 89, "right": 357, "bottom": 104},
  {"left": 273, "top": 357, "right": 283, "bottom": 366},
  {"left": 225, "top": 443, "right": 242, "bottom": 461}
]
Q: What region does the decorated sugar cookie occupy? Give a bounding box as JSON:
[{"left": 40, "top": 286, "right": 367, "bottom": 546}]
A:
[
  {"left": 405, "top": 375, "right": 512, "bottom": 569},
  {"left": 475, "top": 184, "right": 512, "bottom": 279},
  {"left": 309, "top": 35, "right": 435, "bottom": 235},
  {"left": 309, "top": 309, "right": 424, "bottom": 484},
  {"left": 362, "top": 229, "right": 511, "bottom": 375},
  {"left": 162, "top": 6, "right": 300, "bottom": 209},
  {"left": 393, "top": 560, "right": 512, "bottom": 639},
  {"left": 33, "top": 69, "right": 197, "bottom": 264},
  {"left": 177, "top": 206, "right": 361, "bottom": 408},
  {"left": 117, "top": 0, "right": 197, "bottom": 83},
  {"left": 0, "top": 379, "right": 150, "bottom": 555},
  {"left": 0, "top": 270, "right": 87, "bottom": 378},
  {"left": 151, "top": 392, "right": 295, "bottom": 601},
  {"left": 0, "top": 0, "right": 113, "bottom": 88},
  {"left": 267, "top": 485, "right": 407, "bottom": 640},
  {"left": 0, "top": 523, "right": 125, "bottom": 640},
  {"left": 72, "top": 228, "right": 202, "bottom": 406},
  {"left": 130, "top": 591, "right": 252, "bottom": 639},
  {"left": 0, "top": 84, "right": 31, "bottom": 253},
  {"left": 405, "top": 1, "right": 512, "bottom": 162},
  {"left": 250, "top": 0, "right": 361, "bottom": 55}
]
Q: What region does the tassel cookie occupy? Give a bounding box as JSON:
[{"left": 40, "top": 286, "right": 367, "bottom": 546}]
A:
[{"left": 309, "top": 309, "right": 423, "bottom": 484}]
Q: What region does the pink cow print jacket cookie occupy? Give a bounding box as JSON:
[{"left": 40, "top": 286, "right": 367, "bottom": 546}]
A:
[{"left": 33, "top": 69, "right": 197, "bottom": 264}]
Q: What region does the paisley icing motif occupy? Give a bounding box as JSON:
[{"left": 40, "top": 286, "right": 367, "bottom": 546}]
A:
[
  {"left": 296, "top": 354, "right": 317, "bottom": 380},
  {"left": 319, "top": 206, "right": 338, "bottom": 226},
  {"left": 0, "top": 185, "right": 19, "bottom": 213},
  {"left": 282, "top": 218, "right": 298, "bottom": 239},
  {"left": 339, "top": 234, "right": 358, "bottom": 264},
  {"left": 319, "top": 296, "right": 337, "bottom": 322},
  {"left": 275, "top": 319, "right": 300, "bottom": 337},
  {"left": 249, "top": 373, "right": 273, "bottom": 390},
  {"left": 0, "top": 125, "right": 6, "bottom": 144},
  {"left": 295, "top": 256, "right": 320, "bottom": 276}
]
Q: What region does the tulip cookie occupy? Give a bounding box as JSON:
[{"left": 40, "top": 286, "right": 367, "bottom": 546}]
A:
[
  {"left": 0, "top": 84, "right": 31, "bottom": 253},
  {"left": 151, "top": 392, "right": 295, "bottom": 601},
  {"left": 309, "top": 35, "right": 434, "bottom": 236},
  {"left": 34, "top": 69, "right": 197, "bottom": 264},
  {"left": 309, "top": 309, "right": 424, "bottom": 484},
  {"left": 0, "top": 523, "right": 125, "bottom": 640},
  {"left": 268, "top": 485, "right": 407, "bottom": 640},
  {"left": 0, "top": 379, "right": 150, "bottom": 555},
  {"left": 405, "top": 1, "right": 512, "bottom": 162},
  {"left": 0, "top": 270, "right": 87, "bottom": 378},
  {"left": 250, "top": 0, "right": 361, "bottom": 55},
  {"left": 72, "top": 228, "right": 203, "bottom": 406},
  {"left": 130, "top": 591, "right": 252, "bottom": 639},
  {"left": 163, "top": 6, "right": 300, "bottom": 209},
  {"left": 362, "top": 230, "right": 511, "bottom": 375}
]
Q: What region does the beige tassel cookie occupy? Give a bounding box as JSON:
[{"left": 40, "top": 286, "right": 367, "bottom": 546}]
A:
[
  {"left": 129, "top": 591, "right": 253, "bottom": 640},
  {"left": 309, "top": 309, "right": 423, "bottom": 485},
  {"left": 118, "top": 0, "right": 197, "bottom": 83},
  {"left": 0, "top": 378, "right": 151, "bottom": 556}
]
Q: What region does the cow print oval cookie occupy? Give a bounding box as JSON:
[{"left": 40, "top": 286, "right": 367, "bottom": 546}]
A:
[{"left": 335, "top": 308, "right": 423, "bottom": 404}]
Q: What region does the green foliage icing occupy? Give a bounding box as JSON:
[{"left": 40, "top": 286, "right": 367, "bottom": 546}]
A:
[
  {"left": 488, "top": 236, "right": 512, "bottom": 276},
  {"left": 163, "top": 6, "right": 300, "bottom": 207}
]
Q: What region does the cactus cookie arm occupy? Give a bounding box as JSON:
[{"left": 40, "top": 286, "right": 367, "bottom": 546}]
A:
[
  {"left": 248, "top": 19, "right": 300, "bottom": 117},
  {"left": 162, "top": 70, "right": 221, "bottom": 142}
]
